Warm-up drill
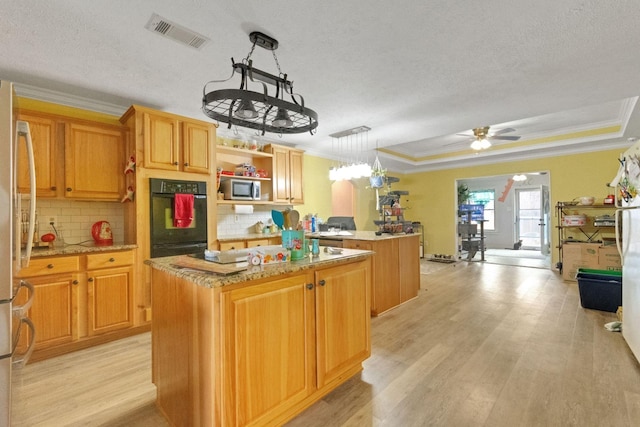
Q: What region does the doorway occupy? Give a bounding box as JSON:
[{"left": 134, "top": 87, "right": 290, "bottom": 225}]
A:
[
  {"left": 457, "top": 173, "right": 551, "bottom": 269},
  {"left": 515, "top": 186, "right": 551, "bottom": 254}
]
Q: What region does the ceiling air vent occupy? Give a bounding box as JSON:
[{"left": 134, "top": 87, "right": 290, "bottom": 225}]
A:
[{"left": 145, "top": 13, "right": 209, "bottom": 50}]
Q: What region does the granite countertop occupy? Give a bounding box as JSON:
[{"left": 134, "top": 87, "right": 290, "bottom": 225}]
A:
[
  {"left": 306, "top": 230, "right": 418, "bottom": 241},
  {"left": 29, "top": 242, "right": 137, "bottom": 257},
  {"left": 145, "top": 248, "right": 374, "bottom": 289}
]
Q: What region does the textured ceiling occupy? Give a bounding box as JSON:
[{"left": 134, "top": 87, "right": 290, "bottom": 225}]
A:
[{"left": 2, "top": 0, "right": 640, "bottom": 173}]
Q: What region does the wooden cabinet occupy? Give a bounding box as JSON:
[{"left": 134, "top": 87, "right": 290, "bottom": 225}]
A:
[
  {"left": 220, "top": 259, "right": 371, "bottom": 426},
  {"left": 16, "top": 249, "right": 137, "bottom": 361},
  {"left": 140, "top": 108, "right": 214, "bottom": 174},
  {"left": 24, "top": 273, "right": 80, "bottom": 351},
  {"left": 86, "top": 251, "right": 135, "bottom": 336},
  {"left": 221, "top": 272, "right": 316, "bottom": 426},
  {"left": 151, "top": 255, "right": 371, "bottom": 426},
  {"left": 64, "top": 121, "right": 125, "bottom": 200},
  {"left": 266, "top": 144, "right": 304, "bottom": 204},
  {"left": 314, "top": 261, "right": 370, "bottom": 388},
  {"left": 344, "top": 235, "right": 420, "bottom": 316},
  {"left": 16, "top": 112, "right": 58, "bottom": 197},
  {"left": 218, "top": 236, "right": 281, "bottom": 250},
  {"left": 16, "top": 111, "right": 127, "bottom": 200},
  {"left": 399, "top": 235, "right": 421, "bottom": 302},
  {"left": 16, "top": 255, "right": 81, "bottom": 352}
]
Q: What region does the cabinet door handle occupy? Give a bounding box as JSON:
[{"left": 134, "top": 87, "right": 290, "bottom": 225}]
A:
[
  {"left": 318, "top": 279, "right": 326, "bottom": 286},
  {"left": 306, "top": 283, "right": 314, "bottom": 290},
  {"left": 184, "top": 162, "right": 189, "bottom": 167},
  {"left": 109, "top": 257, "right": 115, "bottom": 262},
  {"left": 47, "top": 264, "right": 54, "bottom": 269},
  {"left": 173, "top": 161, "right": 179, "bottom": 166},
  {"left": 72, "top": 280, "right": 79, "bottom": 285},
  {"left": 51, "top": 186, "right": 56, "bottom": 191},
  {"left": 66, "top": 187, "right": 72, "bottom": 192},
  {"left": 88, "top": 277, "right": 94, "bottom": 282}
]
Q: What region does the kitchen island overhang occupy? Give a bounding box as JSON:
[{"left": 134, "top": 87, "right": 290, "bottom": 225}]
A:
[{"left": 146, "top": 248, "right": 373, "bottom": 426}]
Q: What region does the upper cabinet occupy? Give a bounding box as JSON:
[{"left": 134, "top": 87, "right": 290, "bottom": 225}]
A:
[
  {"left": 134, "top": 107, "right": 214, "bottom": 174},
  {"left": 266, "top": 144, "right": 304, "bottom": 204},
  {"left": 16, "top": 112, "right": 58, "bottom": 197},
  {"left": 64, "top": 121, "right": 125, "bottom": 200},
  {"left": 17, "top": 111, "right": 126, "bottom": 201}
]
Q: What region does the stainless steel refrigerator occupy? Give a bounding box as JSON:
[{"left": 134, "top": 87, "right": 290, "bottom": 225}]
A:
[
  {"left": 612, "top": 138, "right": 640, "bottom": 364},
  {"left": 0, "top": 80, "right": 37, "bottom": 426}
]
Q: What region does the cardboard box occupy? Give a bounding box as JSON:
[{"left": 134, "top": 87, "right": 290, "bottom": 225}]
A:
[
  {"left": 598, "top": 245, "right": 622, "bottom": 272},
  {"left": 562, "top": 243, "right": 599, "bottom": 281},
  {"left": 562, "top": 243, "right": 622, "bottom": 280}
]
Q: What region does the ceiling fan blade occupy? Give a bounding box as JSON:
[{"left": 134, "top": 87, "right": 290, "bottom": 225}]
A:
[
  {"left": 490, "top": 127, "right": 516, "bottom": 136},
  {"left": 491, "top": 135, "right": 521, "bottom": 141}
]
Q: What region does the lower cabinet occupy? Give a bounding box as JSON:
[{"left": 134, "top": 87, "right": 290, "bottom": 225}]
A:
[
  {"left": 221, "top": 273, "right": 316, "bottom": 426},
  {"left": 344, "top": 235, "right": 420, "bottom": 316},
  {"left": 87, "top": 266, "right": 134, "bottom": 336},
  {"left": 16, "top": 249, "right": 137, "bottom": 360},
  {"left": 221, "top": 261, "right": 371, "bottom": 426},
  {"left": 218, "top": 236, "right": 281, "bottom": 250},
  {"left": 151, "top": 257, "right": 371, "bottom": 426},
  {"left": 24, "top": 273, "right": 80, "bottom": 351}
]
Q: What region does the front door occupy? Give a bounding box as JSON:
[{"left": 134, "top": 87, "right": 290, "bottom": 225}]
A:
[{"left": 515, "top": 188, "right": 541, "bottom": 250}]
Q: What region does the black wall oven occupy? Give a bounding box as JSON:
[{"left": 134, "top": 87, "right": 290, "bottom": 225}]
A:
[{"left": 149, "top": 178, "right": 208, "bottom": 258}]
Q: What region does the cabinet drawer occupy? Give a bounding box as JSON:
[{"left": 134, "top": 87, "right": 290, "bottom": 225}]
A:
[
  {"left": 246, "top": 239, "right": 270, "bottom": 248},
  {"left": 86, "top": 250, "right": 135, "bottom": 269},
  {"left": 17, "top": 256, "right": 81, "bottom": 277},
  {"left": 218, "top": 241, "right": 247, "bottom": 251}
]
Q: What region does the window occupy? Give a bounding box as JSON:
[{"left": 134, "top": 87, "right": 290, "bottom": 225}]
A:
[{"left": 469, "top": 190, "right": 495, "bottom": 230}]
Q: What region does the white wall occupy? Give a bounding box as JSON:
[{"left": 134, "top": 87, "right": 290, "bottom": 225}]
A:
[{"left": 458, "top": 173, "right": 550, "bottom": 250}]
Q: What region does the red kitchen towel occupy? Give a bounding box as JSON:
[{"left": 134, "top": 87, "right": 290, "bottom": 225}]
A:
[{"left": 173, "top": 193, "right": 194, "bottom": 228}]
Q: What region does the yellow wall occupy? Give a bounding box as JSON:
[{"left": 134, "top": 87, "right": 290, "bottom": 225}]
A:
[
  {"left": 399, "top": 150, "right": 621, "bottom": 264},
  {"left": 301, "top": 148, "right": 623, "bottom": 266},
  {"left": 296, "top": 154, "right": 380, "bottom": 229}
]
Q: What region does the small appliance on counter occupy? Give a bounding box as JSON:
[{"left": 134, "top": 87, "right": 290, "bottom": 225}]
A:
[{"left": 91, "top": 220, "right": 113, "bottom": 245}]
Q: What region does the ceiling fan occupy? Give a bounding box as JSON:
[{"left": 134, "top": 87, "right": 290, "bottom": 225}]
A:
[{"left": 459, "top": 126, "right": 521, "bottom": 150}]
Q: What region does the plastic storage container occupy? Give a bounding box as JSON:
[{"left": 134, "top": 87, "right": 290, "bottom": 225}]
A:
[{"left": 576, "top": 268, "right": 622, "bottom": 313}]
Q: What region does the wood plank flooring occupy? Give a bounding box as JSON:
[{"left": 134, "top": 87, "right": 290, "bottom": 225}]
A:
[{"left": 12, "top": 262, "right": 640, "bottom": 426}]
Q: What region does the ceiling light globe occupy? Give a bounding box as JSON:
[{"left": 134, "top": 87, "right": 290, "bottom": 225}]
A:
[{"left": 470, "top": 140, "right": 483, "bottom": 150}]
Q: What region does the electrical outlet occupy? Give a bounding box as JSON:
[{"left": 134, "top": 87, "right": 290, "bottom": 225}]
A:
[
  {"left": 234, "top": 215, "right": 239, "bottom": 223},
  {"left": 48, "top": 216, "right": 58, "bottom": 228}
]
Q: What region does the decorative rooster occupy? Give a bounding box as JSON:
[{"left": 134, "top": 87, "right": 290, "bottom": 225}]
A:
[
  {"left": 124, "top": 155, "right": 136, "bottom": 174},
  {"left": 121, "top": 186, "right": 135, "bottom": 203}
]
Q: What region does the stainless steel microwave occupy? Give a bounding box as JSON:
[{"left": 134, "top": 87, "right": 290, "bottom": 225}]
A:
[{"left": 221, "top": 179, "right": 261, "bottom": 200}]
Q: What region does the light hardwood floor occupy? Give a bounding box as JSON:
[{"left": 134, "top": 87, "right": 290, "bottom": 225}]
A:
[{"left": 12, "top": 262, "right": 640, "bottom": 426}]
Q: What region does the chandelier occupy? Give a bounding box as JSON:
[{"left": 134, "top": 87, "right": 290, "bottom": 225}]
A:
[
  {"left": 202, "top": 32, "right": 318, "bottom": 136},
  {"left": 329, "top": 126, "right": 372, "bottom": 181}
]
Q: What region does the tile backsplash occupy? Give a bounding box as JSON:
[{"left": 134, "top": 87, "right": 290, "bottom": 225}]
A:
[
  {"left": 35, "top": 199, "right": 125, "bottom": 244},
  {"left": 217, "top": 205, "right": 277, "bottom": 237},
  {"left": 35, "top": 199, "right": 290, "bottom": 244}
]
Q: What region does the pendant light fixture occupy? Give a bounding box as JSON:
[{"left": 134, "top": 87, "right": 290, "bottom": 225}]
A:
[
  {"left": 328, "top": 126, "right": 372, "bottom": 181},
  {"left": 202, "top": 31, "right": 318, "bottom": 135}
]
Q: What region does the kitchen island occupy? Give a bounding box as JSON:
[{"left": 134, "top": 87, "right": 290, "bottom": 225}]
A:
[
  {"left": 146, "top": 248, "right": 373, "bottom": 427},
  {"left": 308, "top": 231, "right": 421, "bottom": 316}
]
